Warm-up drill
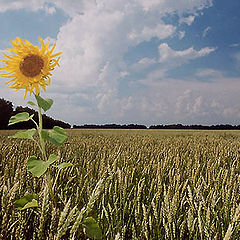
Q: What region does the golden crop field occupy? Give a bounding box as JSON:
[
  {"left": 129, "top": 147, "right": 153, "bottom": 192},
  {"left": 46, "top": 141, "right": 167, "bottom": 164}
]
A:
[{"left": 1, "top": 129, "right": 240, "bottom": 239}]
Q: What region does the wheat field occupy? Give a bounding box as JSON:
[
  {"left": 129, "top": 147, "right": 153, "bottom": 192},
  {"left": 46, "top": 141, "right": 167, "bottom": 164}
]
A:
[{"left": 0, "top": 129, "right": 240, "bottom": 239}]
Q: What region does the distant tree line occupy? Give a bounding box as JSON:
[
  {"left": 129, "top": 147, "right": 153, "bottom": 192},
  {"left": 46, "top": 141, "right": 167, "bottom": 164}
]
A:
[
  {"left": 73, "top": 123, "right": 240, "bottom": 130},
  {"left": 149, "top": 124, "right": 240, "bottom": 130},
  {"left": 2, "top": 98, "right": 240, "bottom": 130},
  {"left": 73, "top": 124, "right": 147, "bottom": 129},
  {"left": 0, "top": 98, "right": 71, "bottom": 129}
]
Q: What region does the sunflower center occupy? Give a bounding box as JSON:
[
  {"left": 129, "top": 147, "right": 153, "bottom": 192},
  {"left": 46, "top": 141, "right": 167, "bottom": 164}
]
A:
[{"left": 19, "top": 54, "right": 44, "bottom": 77}]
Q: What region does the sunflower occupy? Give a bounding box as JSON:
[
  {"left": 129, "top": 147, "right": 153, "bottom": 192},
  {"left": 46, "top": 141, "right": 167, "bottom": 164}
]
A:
[{"left": 0, "top": 37, "right": 61, "bottom": 99}]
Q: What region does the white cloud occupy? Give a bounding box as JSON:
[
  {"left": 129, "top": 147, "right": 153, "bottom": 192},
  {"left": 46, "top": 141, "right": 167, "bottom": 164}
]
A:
[
  {"left": 175, "top": 89, "right": 192, "bottom": 114},
  {"left": 223, "top": 107, "right": 240, "bottom": 119},
  {"left": 0, "top": 0, "right": 214, "bottom": 17},
  {"left": 44, "top": 5, "right": 56, "bottom": 14},
  {"left": 195, "top": 68, "right": 222, "bottom": 79},
  {"left": 176, "top": 92, "right": 207, "bottom": 118},
  {"left": 158, "top": 43, "right": 216, "bottom": 66},
  {"left": 0, "top": 0, "right": 220, "bottom": 125},
  {"left": 51, "top": 0, "right": 214, "bottom": 121},
  {"left": 0, "top": 0, "right": 98, "bottom": 17},
  {"left": 130, "top": 57, "right": 156, "bottom": 72},
  {"left": 178, "top": 31, "right": 185, "bottom": 39},
  {"left": 137, "top": 72, "right": 240, "bottom": 125},
  {"left": 179, "top": 15, "right": 196, "bottom": 25},
  {"left": 0, "top": 0, "right": 54, "bottom": 13},
  {"left": 136, "top": 0, "right": 213, "bottom": 14},
  {"left": 202, "top": 26, "right": 211, "bottom": 37},
  {"left": 193, "top": 96, "right": 203, "bottom": 113},
  {"left": 128, "top": 23, "right": 176, "bottom": 42}
]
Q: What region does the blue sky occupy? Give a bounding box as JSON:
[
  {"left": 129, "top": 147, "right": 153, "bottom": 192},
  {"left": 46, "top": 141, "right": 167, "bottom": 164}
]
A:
[{"left": 0, "top": 0, "right": 240, "bottom": 126}]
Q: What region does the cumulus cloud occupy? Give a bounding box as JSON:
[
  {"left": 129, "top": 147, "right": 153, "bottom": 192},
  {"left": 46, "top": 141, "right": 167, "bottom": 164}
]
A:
[
  {"left": 176, "top": 93, "right": 205, "bottom": 115},
  {"left": 130, "top": 58, "right": 157, "bottom": 72},
  {"left": 223, "top": 107, "right": 240, "bottom": 119},
  {"left": 137, "top": 70, "right": 240, "bottom": 125},
  {"left": 0, "top": 0, "right": 213, "bottom": 16},
  {"left": 128, "top": 23, "right": 176, "bottom": 43},
  {"left": 0, "top": 0, "right": 89, "bottom": 15},
  {"left": 179, "top": 15, "right": 196, "bottom": 25},
  {"left": 50, "top": 0, "right": 214, "bottom": 121},
  {"left": 0, "top": 0, "right": 55, "bottom": 13},
  {"left": 0, "top": 0, "right": 222, "bottom": 125},
  {"left": 136, "top": 0, "right": 213, "bottom": 14},
  {"left": 158, "top": 43, "right": 216, "bottom": 66}
]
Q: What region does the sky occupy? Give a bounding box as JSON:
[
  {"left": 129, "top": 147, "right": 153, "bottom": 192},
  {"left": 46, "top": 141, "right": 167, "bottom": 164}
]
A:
[{"left": 0, "top": 0, "right": 240, "bottom": 126}]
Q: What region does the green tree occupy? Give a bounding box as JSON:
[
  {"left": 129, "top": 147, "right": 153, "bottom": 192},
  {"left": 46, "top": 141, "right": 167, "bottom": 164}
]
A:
[{"left": 0, "top": 98, "right": 13, "bottom": 129}]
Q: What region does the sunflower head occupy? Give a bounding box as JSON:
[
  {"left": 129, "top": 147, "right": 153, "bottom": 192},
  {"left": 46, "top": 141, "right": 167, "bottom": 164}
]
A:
[{"left": 0, "top": 37, "right": 61, "bottom": 99}]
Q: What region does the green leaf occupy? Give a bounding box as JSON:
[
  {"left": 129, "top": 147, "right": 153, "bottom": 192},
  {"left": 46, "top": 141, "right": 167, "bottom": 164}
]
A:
[
  {"left": 41, "top": 129, "right": 49, "bottom": 141},
  {"left": 48, "top": 154, "right": 59, "bottom": 165},
  {"left": 8, "top": 112, "right": 33, "bottom": 126},
  {"left": 14, "top": 194, "right": 38, "bottom": 210},
  {"left": 27, "top": 155, "right": 59, "bottom": 177},
  {"left": 27, "top": 101, "right": 36, "bottom": 107},
  {"left": 9, "top": 129, "right": 36, "bottom": 139},
  {"left": 41, "top": 126, "right": 67, "bottom": 146},
  {"left": 35, "top": 95, "right": 53, "bottom": 112},
  {"left": 83, "top": 217, "right": 102, "bottom": 239},
  {"left": 27, "top": 156, "right": 48, "bottom": 178},
  {"left": 57, "top": 162, "right": 73, "bottom": 170},
  {"left": 21, "top": 199, "right": 38, "bottom": 210}
]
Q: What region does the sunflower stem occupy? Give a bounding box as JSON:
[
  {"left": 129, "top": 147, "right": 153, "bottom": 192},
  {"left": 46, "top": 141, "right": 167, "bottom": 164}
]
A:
[
  {"left": 36, "top": 98, "right": 57, "bottom": 209},
  {"left": 37, "top": 103, "right": 47, "bottom": 160}
]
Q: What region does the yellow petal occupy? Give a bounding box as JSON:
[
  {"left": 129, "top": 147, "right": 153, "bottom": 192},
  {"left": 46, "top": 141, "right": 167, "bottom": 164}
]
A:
[
  {"left": 51, "top": 51, "right": 62, "bottom": 58},
  {"left": 1, "top": 36, "right": 61, "bottom": 98}
]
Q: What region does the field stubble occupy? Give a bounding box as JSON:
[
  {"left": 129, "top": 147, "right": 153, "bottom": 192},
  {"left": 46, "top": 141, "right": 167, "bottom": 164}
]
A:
[{"left": 0, "top": 129, "right": 240, "bottom": 239}]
